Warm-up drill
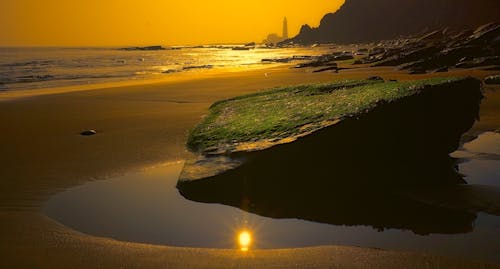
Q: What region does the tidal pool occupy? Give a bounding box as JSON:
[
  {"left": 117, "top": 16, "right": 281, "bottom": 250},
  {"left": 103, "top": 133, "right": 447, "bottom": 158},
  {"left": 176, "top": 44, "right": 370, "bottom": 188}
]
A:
[{"left": 43, "top": 132, "right": 500, "bottom": 263}]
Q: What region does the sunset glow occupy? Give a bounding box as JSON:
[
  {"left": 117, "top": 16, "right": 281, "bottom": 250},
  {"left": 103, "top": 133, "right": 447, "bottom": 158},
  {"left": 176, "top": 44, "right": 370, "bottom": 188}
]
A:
[{"left": 1, "top": 0, "right": 344, "bottom": 46}]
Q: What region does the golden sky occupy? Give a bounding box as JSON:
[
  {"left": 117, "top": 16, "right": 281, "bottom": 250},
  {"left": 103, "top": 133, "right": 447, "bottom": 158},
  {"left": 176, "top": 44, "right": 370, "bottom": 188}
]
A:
[{"left": 1, "top": 0, "right": 344, "bottom": 46}]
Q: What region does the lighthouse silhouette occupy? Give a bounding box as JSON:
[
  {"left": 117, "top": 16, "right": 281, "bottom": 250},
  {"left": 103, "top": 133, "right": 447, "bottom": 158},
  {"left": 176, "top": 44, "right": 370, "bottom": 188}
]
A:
[{"left": 282, "top": 17, "right": 288, "bottom": 40}]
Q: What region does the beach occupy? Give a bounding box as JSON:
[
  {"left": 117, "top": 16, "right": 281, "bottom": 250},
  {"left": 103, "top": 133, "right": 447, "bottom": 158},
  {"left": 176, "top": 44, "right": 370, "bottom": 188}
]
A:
[{"left": 1, "top": 64, "right": 499, "bottom": 268}]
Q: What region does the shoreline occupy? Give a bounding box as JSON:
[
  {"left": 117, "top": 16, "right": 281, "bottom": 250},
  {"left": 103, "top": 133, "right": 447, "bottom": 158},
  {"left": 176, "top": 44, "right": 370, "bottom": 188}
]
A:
[
  {"left": 0, "top": 64, "right": 289, "bottom": 102},
  {"left": 0, "top": 45, "right": 339, "bottom": 100},
  {"left": 1, "top": 64, "right": 499, "bottom": 268}
]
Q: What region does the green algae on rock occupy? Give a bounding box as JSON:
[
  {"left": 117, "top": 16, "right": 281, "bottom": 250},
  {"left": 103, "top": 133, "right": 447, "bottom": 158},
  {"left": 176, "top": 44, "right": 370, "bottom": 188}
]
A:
[{"left": 187, "top": 77, "right": 477, "bottom": 154}]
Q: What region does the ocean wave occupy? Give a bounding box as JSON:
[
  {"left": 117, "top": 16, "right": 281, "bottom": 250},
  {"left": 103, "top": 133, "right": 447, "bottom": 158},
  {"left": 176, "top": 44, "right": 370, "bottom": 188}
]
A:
[
  {"left": 0, "top": 73, "right": 131, "bottom": 85},
  {"left": 162, "top": 64, "right": 215, "bottom": 74},
  {"left": 14, "top": 74, "right": 55, "bottom": 83},
  {"left": 0, "top": 60, "right": 57, "bottom": 68},
  {"left": 0, "top": 46, "right": 331, "bottom": 91}
]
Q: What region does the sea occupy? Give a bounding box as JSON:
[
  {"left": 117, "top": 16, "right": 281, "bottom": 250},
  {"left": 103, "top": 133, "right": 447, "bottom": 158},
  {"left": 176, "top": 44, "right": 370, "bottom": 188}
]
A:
[{"left": 0, "top": 46, "right": 331, "bottom": 92}]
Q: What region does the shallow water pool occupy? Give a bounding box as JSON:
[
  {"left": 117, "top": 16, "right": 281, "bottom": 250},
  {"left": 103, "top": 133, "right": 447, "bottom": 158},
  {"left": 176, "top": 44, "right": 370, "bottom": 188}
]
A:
[{"left": 43, "top": 132, "right": 500, "bottom": 263}]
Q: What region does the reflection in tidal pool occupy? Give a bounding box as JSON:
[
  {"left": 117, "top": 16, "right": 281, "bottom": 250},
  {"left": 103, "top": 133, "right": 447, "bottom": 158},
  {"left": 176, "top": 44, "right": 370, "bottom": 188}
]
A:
[
  {"left": 238, "top": 230, "right": 252, "bottom": 251},
  {"left": 43, "top": 133, "right": 500, "bottom": 263}
]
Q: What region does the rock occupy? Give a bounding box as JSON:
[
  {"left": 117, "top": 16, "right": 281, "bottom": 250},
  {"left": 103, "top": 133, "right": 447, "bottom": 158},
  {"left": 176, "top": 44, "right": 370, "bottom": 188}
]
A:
[
  {"left": 291, "top": 52, "right": 352, "bottom": 69},
  {"left": 357, "top": 48, "right": 369, "bottom": 53},
  {"left": 262, "top": 55, "right": 313, "bottom": 63},
  {"left": 419, "top": 29, "right": 447, "bottom": 42},
  {"left": 358, "top": 23, "right": 499, "bottom": 71},
  {"left": 179, "top": 77, "right": 482, "bottom": 186},
  {"left": 292, "top": 55, "right": 314, "bottom": 60},
  {"left": 483, "top": 66, "right": 500, "bottom": 71},
  {"left": 261, "top": 58, "right": 293, "bottom": 63},
  {"left": 357, "top": 54, "right": 385, "bottom": 64},
  {"left": 182, "top": 65, "right": 213, "bottom": 70},
  {"left": 455, "top": 56, "right": 500, "bottom": 68},
  {"left": 367, "top": 76, "right": 384, "bottom": 81},
  {"left": 313, "top": 66, "right": 338, "bottom": 73},
  {"left": 374, "top": 46, "right": 442, "bottom": 67},
  {"left": 369, "top": 47, "right": 386, "bottom": 56},
  {"left": 80, "top": 130, "right": 97, "bottom": 136},
  {"left": 294, "top": 54, "right": 339, "bottom": 68},
  {"left": 232, "top": 47, "right": 251, "bottom": 51},
  {"left": 333, "top": 54, "right": 354, "bottom": 61},
  {"left": 408, "top": 68, "right": 427, "bottom": 74},
  {"left": 177, "top": 78, "right": 483, "bottom": 234},
  {"left": 434, "top": 67, "right": 449, "bottom": 73},
  {"left": 484, "top": 74, "right": 500, "bottom": 84},
  {"left": 295, "top": 59, "right": 336, "bottom": 69},
  {"left": 467, "top": 23, "right": 500, "bottom": 45},
  {"left": 162, "top": 69, "right": 179, "bottom": 74},
  {"left": 120, "top": 45, "right": 166, "bottom": 51}
]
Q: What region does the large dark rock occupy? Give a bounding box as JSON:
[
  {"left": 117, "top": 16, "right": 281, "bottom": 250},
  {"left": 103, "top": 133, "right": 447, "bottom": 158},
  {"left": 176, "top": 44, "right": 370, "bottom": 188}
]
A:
[{"left": 177, "top": 78, "right": 483, "bottom": 234}]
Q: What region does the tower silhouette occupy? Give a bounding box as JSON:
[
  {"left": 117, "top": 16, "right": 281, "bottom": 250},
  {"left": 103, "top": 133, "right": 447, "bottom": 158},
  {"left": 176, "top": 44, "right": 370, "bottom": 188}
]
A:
[{"left": 282, "top": 17, "right": 288, "bottom": 39}]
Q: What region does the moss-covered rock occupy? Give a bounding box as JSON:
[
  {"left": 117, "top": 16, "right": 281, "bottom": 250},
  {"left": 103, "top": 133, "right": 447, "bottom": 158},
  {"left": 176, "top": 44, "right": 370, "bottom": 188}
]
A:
[
  {"left": 179, "top": 77, "right": 482, "bottom": 188},
  {"left": 177, "top": 77, "right": 485, "bottom": 234},
  {"left": 187, "top": 77, "right": 478, "bottom": 154}
]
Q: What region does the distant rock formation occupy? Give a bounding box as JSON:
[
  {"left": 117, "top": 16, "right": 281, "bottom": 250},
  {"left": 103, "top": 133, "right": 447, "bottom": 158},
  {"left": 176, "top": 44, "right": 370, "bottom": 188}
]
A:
[
  {"left": 289, "top": 0, "right": 500, "bottom": 44},
  {"left": 120, "top": 45, "right": 166, "bottom": 51},
  {"left": 262, "top": 33, "right": 285, "bottom": 45}
]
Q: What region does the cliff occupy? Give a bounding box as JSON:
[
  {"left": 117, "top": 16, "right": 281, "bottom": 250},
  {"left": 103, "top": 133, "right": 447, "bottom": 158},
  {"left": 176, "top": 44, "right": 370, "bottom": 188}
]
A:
[{"left": 290, "top": 0, "right": 500, "bottom": 44}]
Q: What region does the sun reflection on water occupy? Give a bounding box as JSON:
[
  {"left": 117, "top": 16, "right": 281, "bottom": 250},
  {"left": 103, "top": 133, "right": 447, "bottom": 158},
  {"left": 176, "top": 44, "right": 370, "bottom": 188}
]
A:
[{"left": 238, "top": 230, "right": 252, "bottom": 251}]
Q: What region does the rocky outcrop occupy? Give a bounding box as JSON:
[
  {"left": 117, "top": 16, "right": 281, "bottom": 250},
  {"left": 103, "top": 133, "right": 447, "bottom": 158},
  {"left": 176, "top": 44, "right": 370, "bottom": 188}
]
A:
[
  {"left": 363, "top": 23, "right": 500, "bottom": 74},
  {"left": 289, "top": 0, "right": 500, "bottom": 44}
]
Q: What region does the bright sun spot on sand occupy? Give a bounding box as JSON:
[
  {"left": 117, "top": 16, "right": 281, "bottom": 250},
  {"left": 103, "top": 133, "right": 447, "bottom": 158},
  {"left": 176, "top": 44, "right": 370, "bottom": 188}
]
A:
[{"left": 238, "top": 230, "right": 252, "bottom": 251}]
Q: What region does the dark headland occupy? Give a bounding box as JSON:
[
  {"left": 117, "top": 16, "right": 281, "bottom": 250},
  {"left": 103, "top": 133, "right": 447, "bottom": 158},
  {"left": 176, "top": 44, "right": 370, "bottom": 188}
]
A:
[{"left": 289, "top": 0, "right": 500, "bottom": 44}]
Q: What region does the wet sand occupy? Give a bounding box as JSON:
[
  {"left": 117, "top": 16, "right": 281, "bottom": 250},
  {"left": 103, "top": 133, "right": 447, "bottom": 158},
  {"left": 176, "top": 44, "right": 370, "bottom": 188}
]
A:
[{"left": 1, "top": 65, "right": 499, "bottom": 268}]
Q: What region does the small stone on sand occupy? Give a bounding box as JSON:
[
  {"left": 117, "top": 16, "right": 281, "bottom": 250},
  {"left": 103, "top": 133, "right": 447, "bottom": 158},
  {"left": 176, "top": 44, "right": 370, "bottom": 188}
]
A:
[{"left": 80, "top": 130, "right": 97, "bottom": 136}]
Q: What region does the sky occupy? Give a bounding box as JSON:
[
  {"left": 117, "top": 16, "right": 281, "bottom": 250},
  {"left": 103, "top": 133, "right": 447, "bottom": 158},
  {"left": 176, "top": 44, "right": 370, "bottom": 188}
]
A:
[{"left": 0, "top": 0, "right": 344, "bottom": 46}]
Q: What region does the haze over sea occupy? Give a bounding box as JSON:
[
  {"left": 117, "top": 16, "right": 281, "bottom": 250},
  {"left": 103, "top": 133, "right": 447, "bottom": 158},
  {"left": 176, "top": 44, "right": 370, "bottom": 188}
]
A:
[{"left": 0, "top": 46, "right": 331, "bottom": 92}]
